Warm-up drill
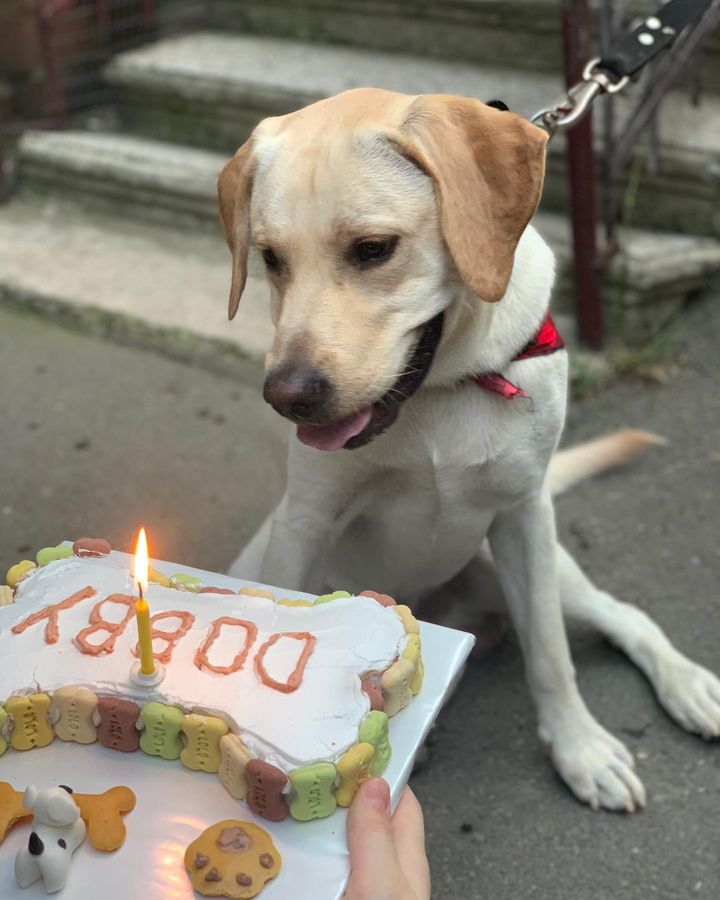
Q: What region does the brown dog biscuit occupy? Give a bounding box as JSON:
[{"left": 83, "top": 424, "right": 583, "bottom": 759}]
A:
[
  {"left": 96, "top": 697, "right": 141, "bottom": 752},
  {"left": 74, "top": 786, "right": 136, "bottom": 852},
  {"left": 73, "top": 537, "right": 112, "bottom": 558},
  {"left": 185, "top": 819, "right": 281, "bottom": 898},
  {"left": 245, "top": 760, "right": 289, "bottom": 822}
]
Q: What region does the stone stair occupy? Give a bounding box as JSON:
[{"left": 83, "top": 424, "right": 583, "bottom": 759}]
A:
[
  {"left": 101, "top": 32, "right": 720, "bottom": 238},
  {"left": 3, "top": 5, "right": 720, "bottom": 354},
  {"left": 205, "top": 0, "right": 720, "bottom": 92}
]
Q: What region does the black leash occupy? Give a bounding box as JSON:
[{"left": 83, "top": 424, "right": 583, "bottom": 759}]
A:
[{"left": 531, "top": 0, "right": 719, "bottom": 136}]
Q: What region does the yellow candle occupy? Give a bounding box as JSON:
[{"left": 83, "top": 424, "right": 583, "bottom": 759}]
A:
[{"left": 135, "top": 597, "right": 155, "bottom": 676}]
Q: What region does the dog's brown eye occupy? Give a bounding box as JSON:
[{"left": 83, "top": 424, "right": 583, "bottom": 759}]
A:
[
  {"left": 352, "top": 237, "right": 398, "bottom": 266},
  {"left": 262, "top": 247, "right": 281, "bottom": 272}
]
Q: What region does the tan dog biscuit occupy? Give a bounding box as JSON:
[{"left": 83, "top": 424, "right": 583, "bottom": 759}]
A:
[
  {"left": 51, "top": 686, "right": 99, "bottom": 744},
  {"left": 381, "top": 657, "right": 415, "bottom": 717},
  {"left": 237, "top": 587, "right": 274, "bottom": 600},
  {"left": 219, "top": 734, "right": 253, "bottom": 800},
  {"left": 185, "top": 819, "right": 281, "bottom": 898},
  {"left": 0, "top": 782, "right": 135, "bottom": 852},
  {"left": 0, "top": 781, "right": 30, "bottom": 842},
  {"left": 74, "top": 786, "right": 136, "bottom": 852}
]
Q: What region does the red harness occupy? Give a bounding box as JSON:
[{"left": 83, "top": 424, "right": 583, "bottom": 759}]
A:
[{"left": 471, "top": 313, "right": 565, "bottom": 399}]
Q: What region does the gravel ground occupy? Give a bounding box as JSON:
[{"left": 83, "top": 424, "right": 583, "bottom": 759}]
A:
[{"left": 0, "top": 293, "right": 718, "bottom": 899}]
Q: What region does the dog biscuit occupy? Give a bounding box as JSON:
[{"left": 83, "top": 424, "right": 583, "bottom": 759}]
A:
[
  {"left": 358, "top": 711, "right": 391, "bottom": 776},
  {"left": 380, "top": 658, "right": 415, "bottom": 717},
  {"left": 74, "top": 786, "right": 136, "bottom": 852},
  {"left": 185, "top": 819, "right": 281, "bottom": 898},
  {"left": 238, "top": 587, "right": 274, "bottom": 600},
  {"left": 359, "top": 589, "right": 397, "bottom": 607},
  {"left": 0, "top": 782, "right": 135, "bottom": 851},
  {"left": 0, "top": 781, "right": 29, "bottom": 842},
  {"left": 181, "top": 713, "right": 229, "bottom": 772},
  {"left": 394, "top": 605, "right": 420, "bottom": 635},
  {"left": 6, "top": 560, "right": 36, "bottom": 590},
  {"left": 170, "top": 573, "right": 203, "bottom": 592},
  {"left": 361, "top": 674, "right": 385, "bottom": 712},
  {"left": 51, "top": 686, "right": 98, "bottom": 744},
  {"left": 289, "top": 763, "right": 337, "bottom": 821},
  {"left": 336, "top": 742, "right": 375, "bottom": 807},
  {"left": 149, "top": 565, "right": 171, "bottom": 588},
  {"left": 139, "top": 701, "right": 185, "bottom": 760},
  {"left": 72, "top": 537, "right": 111, "bottom": 558},
  {"left": 219, "top": 734, "right": 253, "bottom": 800},
  {"left": 96, "top": 697, "right": 141, "bottom": 752},
  {"left": 402, "top": 634, "right": 425, "bottom": 695},
  {"left": 0, "top": 585, "right": 13, "bottom": 606},
  {"left": 313, "top": 590, "right": 351, "bottom": 605},
  {"left": 277, "top": 598, "right": 313, "bottom": 608},
  {"left": 6, "top": 693, "right": 54, "bottom": 750},
  {"left": 36, "top": 544, "right": 74, "bottom": 567},
  {"left": 245, "top": 760, "right": 289, "bottom": 821},
  {"left": 0, "top": 708, "right": 7, "bottom": 755}
]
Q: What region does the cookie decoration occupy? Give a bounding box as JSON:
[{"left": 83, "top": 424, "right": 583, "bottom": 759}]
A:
[{"left": 184, "top": 819, "right": 281, "bottom": 898}]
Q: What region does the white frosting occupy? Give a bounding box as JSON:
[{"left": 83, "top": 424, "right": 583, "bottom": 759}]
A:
[{"left": 0, "top": 554, "right": 408, "bottom": 772}]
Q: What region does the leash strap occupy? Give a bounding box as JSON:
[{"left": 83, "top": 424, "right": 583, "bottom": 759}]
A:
[
  {"left": 599, "top": 0, "right": 713, "bottom": 79},
  {"left": 531, "top": 0, "right": 717, "bottom": 135}
]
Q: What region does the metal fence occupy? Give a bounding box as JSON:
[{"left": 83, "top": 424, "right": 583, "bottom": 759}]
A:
[{"left": 0, "top": 0, "right": 199, "bottom": 131}]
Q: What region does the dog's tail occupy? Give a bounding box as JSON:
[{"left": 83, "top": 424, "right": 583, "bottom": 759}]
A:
[{"left": 548, "top": 429, "right": 667, "bottom": 496}]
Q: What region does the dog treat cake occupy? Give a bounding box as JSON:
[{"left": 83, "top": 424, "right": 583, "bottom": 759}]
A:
[{"left": 0, "top": 540, "right": 422, "bottom": 823}]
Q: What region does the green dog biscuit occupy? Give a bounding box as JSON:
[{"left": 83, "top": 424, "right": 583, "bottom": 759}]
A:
[
  {"left": 169, "top": 573, "right": 203, "bottom": 592},
  {"left": 139, "top": 701, "right": 185, "bottom": 759},
  {"left": 0, "top": 708, "right": 7, "bottom": 756},
  {"left": 313, "top": 590, "right": 352, "bottom": 606},
  {"left": 36, "top": 544, "right": 74, "bottom": 567},
  {"left": 358, "top": 711, "right": 392, "bottom": 776},
  {"left": 289, "top": 763, "right": 338, "bottom": 821}
]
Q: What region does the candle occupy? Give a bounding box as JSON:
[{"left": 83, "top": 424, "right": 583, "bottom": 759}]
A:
[{"left": 133, "top": 528, "right": 155, "bottom": 677}]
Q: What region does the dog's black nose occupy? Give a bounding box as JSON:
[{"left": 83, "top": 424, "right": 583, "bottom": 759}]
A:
[{"left": 263, "top": 367, "right": 334, "bottom": 421}]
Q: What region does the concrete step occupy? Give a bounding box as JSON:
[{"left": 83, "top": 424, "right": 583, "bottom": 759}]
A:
[
  {"left": 104, "top": 32, "right": 720, "bottom": 238},
  {"left": 0, "top": 198, "right": 272, "bottom": 377},
  {"left": 17, "top": 130, "right": 227, "bottom": 228},
  {"left": 1, "top": 187, "right": 718, "bottom": 353},
  {"left": 205, "top": 0, "right": 720, "bottom": 92}
]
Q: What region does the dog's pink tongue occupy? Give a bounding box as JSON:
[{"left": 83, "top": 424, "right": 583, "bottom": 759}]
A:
[{"left": 297, "top": 408, "right": 373, "bottom": 451}]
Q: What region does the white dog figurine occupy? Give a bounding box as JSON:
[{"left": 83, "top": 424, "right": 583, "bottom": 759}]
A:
[{"left": 15, "top": 785, "right": 86, "bottom": 894}]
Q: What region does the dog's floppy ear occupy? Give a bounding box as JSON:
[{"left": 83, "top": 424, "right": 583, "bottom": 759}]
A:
[
  {"left": 218, "top": 139, "right": 256, "bottom": 321},
  {"left": 391, "top": 94, "right": 548, "bottom": 301}
]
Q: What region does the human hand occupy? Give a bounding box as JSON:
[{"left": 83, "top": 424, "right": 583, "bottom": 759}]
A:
[{"left": 344, "top": 778, "right": 431, "bottom": 900}]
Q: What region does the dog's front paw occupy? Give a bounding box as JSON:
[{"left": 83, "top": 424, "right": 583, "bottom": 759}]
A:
[
  {"left": 655, "top": 657, "right": 720, "bottom": 739},
  {"left": 540, "top": 711, "right": 647, "bottom": 813}
]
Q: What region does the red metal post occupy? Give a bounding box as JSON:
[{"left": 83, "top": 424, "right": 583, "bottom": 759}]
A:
[{"left": 561, "top": 0, "right": 604, "bottom": 349}]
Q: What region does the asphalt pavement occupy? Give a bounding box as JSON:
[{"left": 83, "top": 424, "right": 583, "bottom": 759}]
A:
[{"left": 0, "top": 295, "right": 718, "bottom": 899}]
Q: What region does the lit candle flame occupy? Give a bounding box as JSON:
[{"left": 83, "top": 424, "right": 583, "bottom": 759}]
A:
[{"left": 134, "top": 527, "right": 149, "bottom": 595}]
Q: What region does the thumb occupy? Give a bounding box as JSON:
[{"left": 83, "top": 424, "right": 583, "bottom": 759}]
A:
[{"left": 345, "top": 778, "right": 404, "bottom": 900}]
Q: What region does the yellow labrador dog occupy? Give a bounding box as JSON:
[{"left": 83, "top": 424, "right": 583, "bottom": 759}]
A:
[{"left": 219, "top": 88, "right": 720, "bottom": 812}]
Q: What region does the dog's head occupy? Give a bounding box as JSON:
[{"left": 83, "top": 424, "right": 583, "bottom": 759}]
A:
[
  {"left": 23, "top": 785, "right": 79, "bottom": 827},
  {"left": 218, "top": 88, "right": 547, "bottom": 450}
]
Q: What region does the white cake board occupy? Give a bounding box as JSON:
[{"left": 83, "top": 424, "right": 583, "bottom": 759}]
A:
[{"left": 0, "top": 551, "right": 474, "bottom": 900}]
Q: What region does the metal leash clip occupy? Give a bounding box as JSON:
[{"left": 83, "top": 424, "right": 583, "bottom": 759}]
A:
[{"left": 531, "top": 58, "right": 630, "bottom": 136}]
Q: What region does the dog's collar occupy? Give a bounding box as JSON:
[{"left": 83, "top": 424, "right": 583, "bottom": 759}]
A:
[{"left": 471, "top": 313, "right": 565, "bottom": 399}]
